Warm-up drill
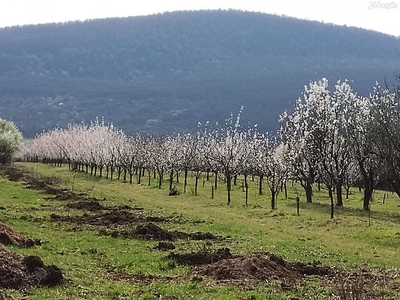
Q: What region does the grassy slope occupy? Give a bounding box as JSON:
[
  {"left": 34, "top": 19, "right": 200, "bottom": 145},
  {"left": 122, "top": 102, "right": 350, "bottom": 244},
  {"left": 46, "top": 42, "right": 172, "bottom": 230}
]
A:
[{"left": 1, "top": 162, "right": 400, "bottom": 299}]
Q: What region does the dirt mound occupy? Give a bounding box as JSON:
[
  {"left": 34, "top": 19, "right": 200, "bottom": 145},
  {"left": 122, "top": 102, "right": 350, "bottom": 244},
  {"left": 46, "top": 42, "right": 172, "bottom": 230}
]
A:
[
  {"left": 1, "top": 167, "right": 25, "bottom": 182},
  {"left": 50, "top": 210, "right": 169, "bottom": 228},
  {"left": 132, "top": 223, "right": 174, "bottom": 240},
  {"left": 52, "top": 191, "right": 83, "bottom": 201},
  {"left": 101, "top": 223, "right": 175, "bottom": 240},
  {"left": 168, "top": 248, "right": 233, "bottom": 266},
  {"left": 0, "top": 244, "right": 63, "bottom": 289},
  {"left": 1, "top": 167, "right": 80, "bottom": 201},
  {"left": 0, "top": 221, "right": 40, "bottom": 247},
  {"left": 194, "top": 253, "right": 332, "bottom": 281},
  {"left": 66, "top": 199, "right": 105, "bottom": 211},
  {"left": 153, "top": 241, "right": 176, "bottom": 251},
  {"left": 189, "top": 232, "right": 219, "bottom": 240},
  {"left": 100, "top": 222, "right": 222, "bottom": 242}
]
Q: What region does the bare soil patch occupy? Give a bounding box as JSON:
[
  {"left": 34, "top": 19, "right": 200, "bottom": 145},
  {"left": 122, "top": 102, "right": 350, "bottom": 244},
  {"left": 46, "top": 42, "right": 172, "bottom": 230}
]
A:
[
  {"left": 1, "top": 167, "right": 99, "bottom": 205},
  {"left": 0, "top": 244, "right": 63, "bottom": 289},
  {"left": 99, "top": 222, "right": 222, "bottom": 241},
  {"left": 153, "top": 241, "right": 176, "bottom": 251},
  {"left": 0, "top": 221, "right": 41, "bottom": 247},
  {"left": 0, "top": 221, "right": 63, "bottom": 290},
  {"left": 50, "top": 210, "right": 169, "bottom": 227},
  {"left": 1, "top": 167, "right": 79, "bottom": 200},
  {"left": 193, "top": 252, "right": 332, "bottom": 280},
  {"left": 65, "top": 199, "right": 105, "bottom": 211},
  {"left": 3, "top": 166, "right": 217, "bottom": 243}
]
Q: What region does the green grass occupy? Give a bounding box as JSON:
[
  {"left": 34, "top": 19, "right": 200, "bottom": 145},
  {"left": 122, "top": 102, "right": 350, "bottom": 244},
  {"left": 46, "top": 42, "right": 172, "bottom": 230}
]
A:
[{"left": 1, "top": 162, "right": 400, "bottom": 299}]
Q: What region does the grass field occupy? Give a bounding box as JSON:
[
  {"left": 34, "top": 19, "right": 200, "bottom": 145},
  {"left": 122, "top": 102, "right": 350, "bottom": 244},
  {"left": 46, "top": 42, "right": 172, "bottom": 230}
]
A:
[{"left": 1, "top": 162, "right": 400, "bottom": 299}]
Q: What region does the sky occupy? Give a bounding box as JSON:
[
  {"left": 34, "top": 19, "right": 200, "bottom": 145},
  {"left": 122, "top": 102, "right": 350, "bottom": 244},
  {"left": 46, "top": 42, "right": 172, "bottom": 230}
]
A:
[{"left": 0, "top": 0, "right": 399, "bottom": 37}]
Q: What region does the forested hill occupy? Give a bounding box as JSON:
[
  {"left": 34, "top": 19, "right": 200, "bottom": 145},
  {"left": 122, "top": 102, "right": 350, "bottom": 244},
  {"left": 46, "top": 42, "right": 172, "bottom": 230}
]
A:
[{"left": 0, "top": 10, "right": 399, "bottom": 137}]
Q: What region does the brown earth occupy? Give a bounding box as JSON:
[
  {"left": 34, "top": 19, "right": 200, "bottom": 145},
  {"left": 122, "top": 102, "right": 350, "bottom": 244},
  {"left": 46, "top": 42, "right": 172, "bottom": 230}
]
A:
[
  {"left": 65, "top": 199, "right": 106, "bottom": 211},
  {"left": 50, "top": 210, "right": 169, "bottom": 227},
  {"left": 3, "top": 167, "right": 219, "bottom": 243},
  {"left": 0, "top": 221, "right": 41, "bottom": 247},
  {"left": 1, "top": 167, "right": 84, "bottom": 201},
  {"left": 0, "top": 244, "right": 63, "bottom": 290},
  {"left": 153, "top": 241, "right": 176, "bottom": 251},
  {"left": 193, "top": 252, "right": 332, "bottom": 280},
  {"left": 99, "top": 222, "right": 221, "bottom": 241}
]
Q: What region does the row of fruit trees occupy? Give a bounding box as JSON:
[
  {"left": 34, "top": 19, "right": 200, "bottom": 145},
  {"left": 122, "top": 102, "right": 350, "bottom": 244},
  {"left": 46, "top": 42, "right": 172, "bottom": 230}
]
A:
[{"left": 22, "top": 79, "right": 400, "bottom": 218}]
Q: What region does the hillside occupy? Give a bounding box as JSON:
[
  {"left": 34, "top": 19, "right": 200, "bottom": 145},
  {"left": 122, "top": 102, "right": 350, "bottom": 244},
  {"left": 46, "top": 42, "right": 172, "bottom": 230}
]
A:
[{"left": 0, "top": 10, "right": 399, "bottom": 137}]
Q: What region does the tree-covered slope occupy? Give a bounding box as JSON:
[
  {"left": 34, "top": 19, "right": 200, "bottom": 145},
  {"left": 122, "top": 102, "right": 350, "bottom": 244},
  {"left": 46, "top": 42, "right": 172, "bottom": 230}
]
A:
[{"left": 0, "top": 10, "right": 399, "bottom": 137}]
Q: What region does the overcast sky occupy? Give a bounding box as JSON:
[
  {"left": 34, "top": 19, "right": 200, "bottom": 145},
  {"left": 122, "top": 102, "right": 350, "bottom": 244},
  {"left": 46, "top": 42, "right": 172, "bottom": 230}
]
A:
[{"left": 0, "top": 0, "right": 399, "bottom": 36}]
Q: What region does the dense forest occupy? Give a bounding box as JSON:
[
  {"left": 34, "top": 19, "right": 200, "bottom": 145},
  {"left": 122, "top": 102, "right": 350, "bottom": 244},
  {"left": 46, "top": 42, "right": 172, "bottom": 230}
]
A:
[{"left": 0, "top": 10, "right": 399, "bottom": 137}]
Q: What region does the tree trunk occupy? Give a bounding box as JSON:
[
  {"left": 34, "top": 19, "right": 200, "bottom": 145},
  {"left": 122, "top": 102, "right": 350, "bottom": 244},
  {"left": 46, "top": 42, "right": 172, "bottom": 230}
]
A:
[
  {"left": 244, "top": 174, "right": 248, "bottom": 205},
  {"left": 284, "top": 181, "right": 288, "bottom": 199},
  {"left": 305, "top": 181, "right": 313, "bottom": 203},
  {"left": 195, "top": 176, "right": 199, "bottom": 196},
  {"left": 360, "top": 163, "right": 374, "bottom": 211},
  {"left": 259, "top": 175, "right": 263, "bottom": 195},
  {"left": 158, "top": 168, "right": 163, "bottom": 189},
  {"left": 329, "top": 188, "right": 334, "bottom": 219},
  {"left": 271, "top": 189, "right": 276, "bottom": 210},
  {"left": 363, "top": 189, "right": 373, "bottom": 211},
  {"left": 169, "top": 169, "right": 174, "bottom": 191},
  {"left": 336, "top": 184, "right": 343, "bottom": 207},
  {"left": 214, "top": 171, "right": 218, "bottom": 190},
  {"left": 184, "top": 169, "right": 188, "bottom": 193},
  {"left": 117, "top": 166, "right": 121, "bottom": 180},
  {"left": 226, "top": 174, "right": 232, "bottom": 204},
  {"left": 137, "top": 167, "right": 141, "bottom": 184}
]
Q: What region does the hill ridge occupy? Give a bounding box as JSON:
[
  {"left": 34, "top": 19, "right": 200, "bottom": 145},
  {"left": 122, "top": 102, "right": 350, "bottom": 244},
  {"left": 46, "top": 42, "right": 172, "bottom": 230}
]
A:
[{"left": 0, "top": 10, "right": 399, "bottom": 137}]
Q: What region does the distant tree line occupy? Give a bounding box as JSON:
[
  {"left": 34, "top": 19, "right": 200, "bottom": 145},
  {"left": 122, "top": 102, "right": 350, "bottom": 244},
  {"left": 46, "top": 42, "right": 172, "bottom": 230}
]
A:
[{"left": 22, "top": 78, "right": 400, "bottom": 218}]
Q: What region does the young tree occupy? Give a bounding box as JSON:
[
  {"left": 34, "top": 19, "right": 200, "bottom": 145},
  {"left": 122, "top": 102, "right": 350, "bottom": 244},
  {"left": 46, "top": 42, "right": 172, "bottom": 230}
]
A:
[
  {"left": 204, "top": 109, "right": 247, "bottom": 204},
  {"left": 343, "top": 86, "right": 379, "bottom": 210},
  {"left": 279, "top": 79, "right": 330, "bottom": 203},
  {"left": 265, "top": 140, "right": 289, "bottom": 210},
  {"left": 369, "top": 84, "right": 400, "bottom": 197},
  {"left": 0, "top": 117, "right": 23, "bottom": 165},
  {"left": 325, "top": 80, "right": 358, "bottom": 207}
]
